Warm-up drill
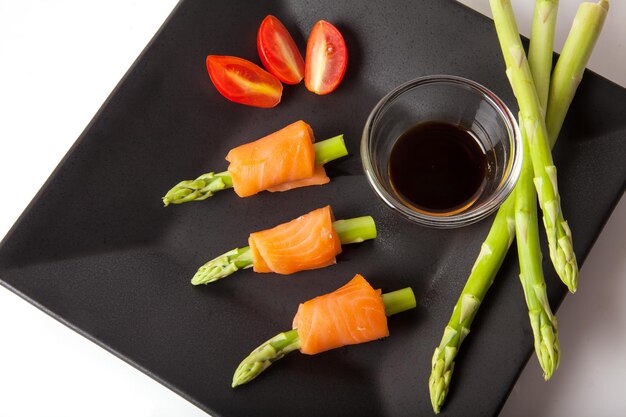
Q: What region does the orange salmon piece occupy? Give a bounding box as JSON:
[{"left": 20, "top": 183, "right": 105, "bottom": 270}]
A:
[
  {"left": 292, "top": 274, "right": 389, "bottom": 355},
  {"left": 266, "top": 164, "right": 329, "bottom": 192},
  {"left": 226, "top": 120, "right": 326, "bottom": 197},
  {"left": 248, "top": 206, "right": 342, "bottom": 274}
]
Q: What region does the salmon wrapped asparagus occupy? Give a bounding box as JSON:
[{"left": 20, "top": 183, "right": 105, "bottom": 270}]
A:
[
  {"left": 232, "top": 274, "right": 416, "bottom": 387},
  {"left": 191, "top": 206, "right": 377, "bottom": 285},
  {"left": 248, "top": 206, "right": 342, "bottom": 274},
  {"left": 162, "top": 120, "right": 347, "bottom": 205}
]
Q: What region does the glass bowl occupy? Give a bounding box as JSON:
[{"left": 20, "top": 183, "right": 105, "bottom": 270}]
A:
[{"left": 361, "top": 75, "right": 522, "bottom": 228}]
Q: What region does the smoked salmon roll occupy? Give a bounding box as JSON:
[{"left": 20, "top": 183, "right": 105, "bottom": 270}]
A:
[
  {"left": 191, "top": 206, "right": 377, "bottom": 285},
  {"left": 226, "top": 120, "right": 328, "bottom": 197},
  {"left": 232, "top": 274, "right": 416, "bottom": 387},
  {"left": 162, "top": 121, "right": 347, "bottom": 206},
  {"left": 293, "top": 274, "right": 389, "bottom": 354},
  {"left": 248, "top": 206, "right": 342, "bottom": 275}
]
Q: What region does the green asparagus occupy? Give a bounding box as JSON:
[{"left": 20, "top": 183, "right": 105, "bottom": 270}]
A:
[
  {"left": 313, "top": 134, "right": 348, "bottom": 165},
  {"left": 162, "top": 171, "right": 232, "bottom": 207},
  {"left": 515, "top": 0, "right": 560, "bottom": 380},
  {"left": 429, "top": 0, "right": 609, "bottom": 412},
  {"left": 232, "top": 287, "right": 416, "bottom": 387},
  {"left": 516, "top": 125, "right": 560, "bottom": 379},
  {"left": 491, "top": 0, "right": 577, "bottom": 292},
  {"left": 162, "top": 134, "right": 347, "bottom": 206},
  {"left": 191, "top": 216, "right": 377, "bottom": 285},
  {"left": 528, "top": 0, "right": 559, "bottom": 113},
  {"left": 429, "top": 197, "right": 516, "bottom": 414},
  {"left": 546, "top": 1, "right": 609, "bottom": 146},
  {"left": 232, "top": 329, "right": 300, "bottom": 388}
]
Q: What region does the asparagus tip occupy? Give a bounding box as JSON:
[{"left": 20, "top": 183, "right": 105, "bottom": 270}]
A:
[
  {"left": 191, "top": 247, "right": 253, "bottom": 285},
  {"left": 162, "top": 171, "right": 233, "bottom": 206},
  {"left": 232, "top": 330, "right": 300, "bottom": 388}
]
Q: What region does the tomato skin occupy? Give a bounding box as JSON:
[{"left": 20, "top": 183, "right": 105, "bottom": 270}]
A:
[
  {"left": 257, "top": 15, "right": 305, "bottom": 85},
  {"left": 304, "top": 20, "right": 348, "bottom": 95},
  {"left": 206, "top": 55, "right": 283, "bottom": 108}
]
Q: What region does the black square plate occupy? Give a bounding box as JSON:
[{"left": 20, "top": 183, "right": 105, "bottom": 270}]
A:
[{"left": 1, "top": 1, "right": 625, "bottom": 416}]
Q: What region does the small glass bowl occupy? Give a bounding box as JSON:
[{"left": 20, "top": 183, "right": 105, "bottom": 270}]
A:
[{"left": 361, "top": 75, "right": 522, "bottom": 228}]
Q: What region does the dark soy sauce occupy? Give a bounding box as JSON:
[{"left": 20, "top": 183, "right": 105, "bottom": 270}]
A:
[{"left": 389, "top": 121, "right": 487, "bottom": 214}]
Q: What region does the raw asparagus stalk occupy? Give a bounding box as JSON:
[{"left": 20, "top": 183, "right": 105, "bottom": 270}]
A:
[
  {"left": 429, "top": 197, "right": 516, "bottom": 414},
  {"left": 232, "top": 287, "right": 416, "bottom": 388},
  {"left": 528, "top": 0, "right": 559, "bottom": 113},
  {"left": 516, "top": 124, "right": 560, "bottom": 379},
  {"left": 514, "top": 0, "right": 608, "bottom": 378},
  {"left": 491, "top": 0, "right": 577, "bottom": 292},
  {"left": 429, "top": 1, "right": 609, "bottom": 411},
  {"left": 162, "top": 135, "right": 347, "bottom": 206},
  {"left": 546, "top": 0, "right": 609, "bottom": 146},
  {"left": 191, "top": 216, "right": 377, "bottom": 285},
  {"left": 515, "top": 0, "right": 560, "bottom": 380}
]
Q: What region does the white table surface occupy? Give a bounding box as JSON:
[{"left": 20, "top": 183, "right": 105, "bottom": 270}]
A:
[{"left": 1, "top": 1, "right": 624, "bottom": 416}]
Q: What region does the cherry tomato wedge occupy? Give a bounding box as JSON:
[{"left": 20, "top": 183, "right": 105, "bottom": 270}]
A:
[
  {"left": 257, "top": 15, "right": 305, "bottom": 85},
  {"left": 206, "top": 55, "right": 283, "bottom": 108},
  {"left": 304, "top": 20, "right": 348, "bottom": 95}
]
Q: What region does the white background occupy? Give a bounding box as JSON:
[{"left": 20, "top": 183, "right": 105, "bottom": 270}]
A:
[{"left": 0, "top": 1, "right": 624, "bottom": 416}]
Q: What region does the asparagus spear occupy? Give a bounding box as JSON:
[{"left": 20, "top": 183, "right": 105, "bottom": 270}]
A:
[
  {"left": 191, "top": 216, "right": 377, "bottom": 285},
  {"left": 546, "top": 0, "right": 610, "bottom": 146},
  {"left": 232, "top": 287, "right": 416, "bottom": 388},
  {"left": 528, "top": 0, "right": 559, "bottom": 113},
  {"left": 516, "top": 124, "right": 560, "bottom": 379},
  {"left": 490, "top": 0, "right": 577, "bottom": 292},
  {"left": 515, "top": 0, "right": 560, "bottom": 381},
  {"left": 429, "top": 1, "right": 609, "bottom": 412},
  {"left": 429, "top": 198, "right": 516, "bottom": 414},
  {"left": 232, "top": 329, "right": 300, "bottom": 388},
  {"left": 162, "top": 171, "right": 233, "bottom": 206},
  {"left": 162, "top": 134, "right": 348, "bottom": 206},
  {"left": 519, "top": 0, "right": 608, "bottom": 379}
]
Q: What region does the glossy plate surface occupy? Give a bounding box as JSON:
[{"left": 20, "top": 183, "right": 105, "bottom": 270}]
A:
[{"left": 1, "top": 1, "right": 625, "bottom": 416}]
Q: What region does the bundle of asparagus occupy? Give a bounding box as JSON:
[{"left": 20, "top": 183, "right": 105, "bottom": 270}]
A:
[{"left": 429, "top": 0, "right": 609, "bottom": 413}]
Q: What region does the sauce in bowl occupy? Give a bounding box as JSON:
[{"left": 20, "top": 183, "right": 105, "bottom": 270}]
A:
[{"left": 388, "top": 121, "right": 487, "bottom": 216}]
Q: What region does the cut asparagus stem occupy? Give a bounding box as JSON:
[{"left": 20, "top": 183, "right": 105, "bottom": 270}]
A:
[
  {"left": 490, "top": 0, "right": 577, "bottom": 292},
  {"left": 429, "top": 1, "right": 609, "bottom": 412},
  {"left": 382, "top": 287, "right": 416, "bottom": 316},
  {"left": 313, "top": 134, "right": 348, "bottom": 165},
  {"left": 162, "top": 171, "right": 232, "bottom": 207},
  {"left": 191, "top": 217, "right": 377, "bottom": 285},
  {"left": 162, "top": 135, "right": 348, "bottom": 206},
  {"left": 332, "top": 216, "right": 377, "bottom": 244},
  {"left": 232, "top": 287, "right": 416, "bottom": 388}
]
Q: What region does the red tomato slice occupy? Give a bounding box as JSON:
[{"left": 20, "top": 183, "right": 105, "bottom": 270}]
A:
[
  {"left": 257, "top": 15, "right": 305, "bottom": 85},
  {"left": 304, "top": 20, "right": 348, "bottom": 95},
  {"left": 206, "top": 55, "right": 283, "bottom": 108}
]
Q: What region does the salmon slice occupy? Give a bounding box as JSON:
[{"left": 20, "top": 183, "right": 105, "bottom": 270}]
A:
[
  {"left": 292, "top": 274, "right": 389, "bottom": 355},
  {"left": 266, "top": 164, "right": 329, "bottom": 192},
  {"left": 226, "top": 120, "right": 318, "bottom": 197},
  {"left": 248, "top": 206, "right": 342, "bottom": 274}
]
